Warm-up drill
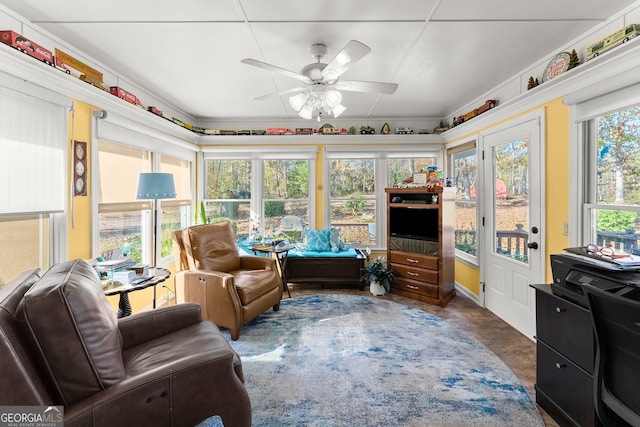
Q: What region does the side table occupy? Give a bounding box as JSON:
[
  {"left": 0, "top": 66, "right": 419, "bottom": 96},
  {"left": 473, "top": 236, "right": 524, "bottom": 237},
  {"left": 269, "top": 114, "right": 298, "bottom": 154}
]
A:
[
  {"left": 251, "top": 243, "right": 295, "bottom": 298},
  {"left": 103, "top": 267, "right": 171, "bottom": 317}
]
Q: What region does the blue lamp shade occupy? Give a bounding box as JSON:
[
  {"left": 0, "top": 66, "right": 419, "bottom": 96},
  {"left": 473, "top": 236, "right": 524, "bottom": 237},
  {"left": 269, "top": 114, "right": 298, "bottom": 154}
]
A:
[{"left": 136, "top": 173, "right": 177, "bottom": 200}]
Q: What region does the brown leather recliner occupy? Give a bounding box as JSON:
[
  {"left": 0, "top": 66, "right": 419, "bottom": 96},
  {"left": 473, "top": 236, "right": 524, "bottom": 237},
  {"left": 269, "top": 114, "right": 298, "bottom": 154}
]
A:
[
  {"left": 173, "top": 221, "right": 283, "bottom": 341},
  {"left": 0, "top": 259, "right": 251, "bottom": 427}
]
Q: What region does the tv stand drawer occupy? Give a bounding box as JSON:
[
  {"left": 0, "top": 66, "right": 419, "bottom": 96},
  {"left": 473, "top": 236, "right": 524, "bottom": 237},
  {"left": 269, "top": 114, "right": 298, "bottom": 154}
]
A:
[
  {"left": 393, "top": 278, "right": 439, "bottom": 298},
  {"left": 390, "top": 250, "right": 438, "bottom": 270},
  {"left": 391, "top": 263, "right": 438, "bottom": 283}
]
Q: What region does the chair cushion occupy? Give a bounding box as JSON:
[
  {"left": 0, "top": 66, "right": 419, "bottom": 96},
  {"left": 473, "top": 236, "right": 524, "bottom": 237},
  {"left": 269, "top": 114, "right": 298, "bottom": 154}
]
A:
[
  {"left": 19, "top": 259, "right": 125, "bottom": 405},
  {"left": 305, "top": 229, "right": 331, "bottom": 252},
  {"left": 232, "top": 269, "right": 280, "bottom": 305},
  {"left": 184, "top": 222, "right": 241, "bottom": 272}
]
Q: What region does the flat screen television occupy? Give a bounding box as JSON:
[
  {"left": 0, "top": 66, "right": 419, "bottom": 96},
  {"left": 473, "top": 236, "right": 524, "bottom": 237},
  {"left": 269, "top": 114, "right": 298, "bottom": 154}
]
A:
[{"left": 389, "top": 207, "right": 439, "bottom": 242}]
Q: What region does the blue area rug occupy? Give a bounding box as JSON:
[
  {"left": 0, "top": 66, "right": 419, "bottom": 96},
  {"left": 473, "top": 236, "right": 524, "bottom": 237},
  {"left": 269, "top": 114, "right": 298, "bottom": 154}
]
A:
[{"left": 224, "top": 294, "right": 543, "bottom": 426}]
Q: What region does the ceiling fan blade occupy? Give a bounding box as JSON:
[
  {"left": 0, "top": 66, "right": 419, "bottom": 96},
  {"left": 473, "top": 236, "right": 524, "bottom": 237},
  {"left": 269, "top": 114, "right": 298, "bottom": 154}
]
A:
[
  {"left": 241, "top": 58, "right": 311, "bottom": 85},
  {"left": 322, "top": 40, "right": 371, "bottom": 82},
  {"left": 334, "top": 80, "right": 398, "bottom": 95},
  {"left": 254, "top": 86, "right": 307, "bottom": 101}
]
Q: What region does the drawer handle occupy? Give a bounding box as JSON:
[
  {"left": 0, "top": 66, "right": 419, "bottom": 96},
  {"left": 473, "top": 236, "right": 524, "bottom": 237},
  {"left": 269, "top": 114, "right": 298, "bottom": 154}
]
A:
[
  {"left": 407, "top": 271, "right": 419, "bottom": 277},
  {"left": 555, "top": 362, "right": 566, "bottom": 369},
  {"left": 555, "top": 307, "right": 565, "bottom": 313},
  {"left": 407, "top": 285, "right": 419, "bottom": 290},
  {"left": 406, "top": 258, "right": 420, "bottom": 263}
]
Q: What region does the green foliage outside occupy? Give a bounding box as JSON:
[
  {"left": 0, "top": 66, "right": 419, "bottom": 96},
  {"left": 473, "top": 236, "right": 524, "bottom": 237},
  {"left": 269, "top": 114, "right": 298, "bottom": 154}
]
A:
[
  {"left": 265, "top": 201, "right": 285, "bottom": 217},
  {"left": 344, "top": 197, "right": 366, "bottom": 216},
  {"left": 597, "top": 210, "right": 638, "bottom": 231}
]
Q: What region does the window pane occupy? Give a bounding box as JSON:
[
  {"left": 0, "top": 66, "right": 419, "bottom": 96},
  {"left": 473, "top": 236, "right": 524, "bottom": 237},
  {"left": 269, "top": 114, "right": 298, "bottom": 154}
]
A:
[
  {"left": 588, "top": 106, "right": 640, "bottom": 253},
  {"left": 330, "top": 159, "right": 375, "bottom": 246},
  {"left": 387, "top": 158, "right": 437, "bottom": 186},
  {"left": 98, "top": 141, "right": 150, "bottom": 204},
  {"left": 453, "top": 149, "right": 477, "bottom": 257},
  {"left": 596, "top": 107, "right": 640, "bottom": 205},
  {"left": 160, "top": 155, "right": 191, "bottom": 257},
  {"left": 264, "top": 160, "right": 309, "bottom": 243},
  {"left": 99, "top": 211, "right": 143, "bottom": 262},
  {"left": 204, "top": 160, "right": 252, "bottom": 237},
  {"left": 0, "top": 215, "right": 50, "bottom": 286}
]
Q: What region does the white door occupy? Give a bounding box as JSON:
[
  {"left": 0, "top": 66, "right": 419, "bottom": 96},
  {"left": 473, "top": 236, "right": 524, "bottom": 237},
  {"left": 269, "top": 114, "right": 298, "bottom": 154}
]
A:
[{"left": 480, "top": 113, "right": 544, "bottom": 339}]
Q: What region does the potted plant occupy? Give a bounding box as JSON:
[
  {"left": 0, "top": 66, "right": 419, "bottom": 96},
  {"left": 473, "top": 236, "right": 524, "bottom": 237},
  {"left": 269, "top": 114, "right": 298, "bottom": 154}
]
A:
[{"left": 360, "top": 250, "right": 398, "bottom": 296}]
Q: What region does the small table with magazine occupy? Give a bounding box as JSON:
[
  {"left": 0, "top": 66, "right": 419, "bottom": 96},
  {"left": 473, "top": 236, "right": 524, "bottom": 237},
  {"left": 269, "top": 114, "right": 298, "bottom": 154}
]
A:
[{"left": 103, "top": 267, "right": 171, "bottom": 317}]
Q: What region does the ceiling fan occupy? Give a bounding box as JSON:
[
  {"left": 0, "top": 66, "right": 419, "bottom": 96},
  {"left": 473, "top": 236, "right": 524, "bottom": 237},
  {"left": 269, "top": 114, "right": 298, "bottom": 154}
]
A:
[{"left": 241, "top": 40, "right": 398, "bottom": 119}]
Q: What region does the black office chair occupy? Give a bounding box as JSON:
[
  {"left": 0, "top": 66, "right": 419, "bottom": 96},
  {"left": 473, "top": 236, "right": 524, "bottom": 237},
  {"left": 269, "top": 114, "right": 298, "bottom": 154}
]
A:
[{"left": 583, "top": 284, "right": 640, "bottom": 426}]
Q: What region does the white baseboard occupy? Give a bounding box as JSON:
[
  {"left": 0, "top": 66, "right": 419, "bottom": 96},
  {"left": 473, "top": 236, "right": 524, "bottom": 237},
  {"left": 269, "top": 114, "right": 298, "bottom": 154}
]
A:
[{"left": 455, "top": 282, "right": 482, "bottom": 306}]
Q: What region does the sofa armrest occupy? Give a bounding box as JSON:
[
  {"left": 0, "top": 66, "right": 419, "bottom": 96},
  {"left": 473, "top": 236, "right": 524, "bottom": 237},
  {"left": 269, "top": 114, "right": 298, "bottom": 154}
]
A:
[
  {"left": 118, "top": 303, "right": 202, "bottom": 350},
  {"left": 239, "top": 255, "right": 277, "bottom": 271},
  {"left": 65, "top": 322, "right": 251, "bottom": 427}
]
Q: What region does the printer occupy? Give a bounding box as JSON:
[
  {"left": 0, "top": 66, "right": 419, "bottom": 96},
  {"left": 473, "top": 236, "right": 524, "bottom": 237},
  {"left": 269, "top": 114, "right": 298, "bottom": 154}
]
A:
[{"left": 550, "top": 253, "right": 640, "bottom": 308}]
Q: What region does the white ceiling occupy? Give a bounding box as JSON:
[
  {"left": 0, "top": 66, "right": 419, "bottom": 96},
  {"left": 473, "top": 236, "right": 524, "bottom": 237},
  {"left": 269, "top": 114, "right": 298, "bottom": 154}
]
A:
[{"left": 0, "top": 0, "right": 636, "bottom": 122}]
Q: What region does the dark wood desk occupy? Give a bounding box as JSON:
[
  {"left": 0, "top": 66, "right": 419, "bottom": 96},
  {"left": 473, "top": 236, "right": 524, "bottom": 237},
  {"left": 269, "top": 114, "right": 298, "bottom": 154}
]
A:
[
  {"left": 531, "top": 283, "right": 598, "bottom": 426},
  {"left": 251, "top": 243, "right": 295, "bottom": 298},
  {"left": 104, "top": 267, "right": 171, "bottom": 317}
]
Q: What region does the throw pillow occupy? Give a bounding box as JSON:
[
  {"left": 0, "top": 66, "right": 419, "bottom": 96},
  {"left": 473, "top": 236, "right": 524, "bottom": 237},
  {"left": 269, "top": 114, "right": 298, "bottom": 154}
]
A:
[
  {"left": 305, "top": 229, "right": 331, "bottom": 252},
  {"left": 329, "top": 227, "right": 350, "bottom": 253}
]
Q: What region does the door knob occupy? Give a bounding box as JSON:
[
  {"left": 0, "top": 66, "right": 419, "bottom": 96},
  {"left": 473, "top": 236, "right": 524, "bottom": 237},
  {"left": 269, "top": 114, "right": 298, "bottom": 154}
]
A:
[{"left": 527, "top": 242, "right": 538, "bottom": 249}]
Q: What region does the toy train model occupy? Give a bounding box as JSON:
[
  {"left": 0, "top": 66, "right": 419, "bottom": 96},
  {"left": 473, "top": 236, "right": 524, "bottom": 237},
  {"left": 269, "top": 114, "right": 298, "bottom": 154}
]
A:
[{"left": 452, "top": 99, "right": 498, "bottom": 127}]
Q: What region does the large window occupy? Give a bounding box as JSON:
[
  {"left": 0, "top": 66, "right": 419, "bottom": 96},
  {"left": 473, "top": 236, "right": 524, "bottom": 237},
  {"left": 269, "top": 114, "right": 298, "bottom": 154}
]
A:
[
  {"left": 449, "top": 145, "right": 478, "bottom": 260},
  {"left": 0, "top": 82, "right": 68, "bottom": 284},
  {"left": 97, "top": 141, "right": 150, "bottom": 262},
  {"left": 202, "top": 148, "right": 316, "bottom": 244},
  {"left": 95, "top": 119, "right": 194, "bottom": 265},
  {"left": 583, "top": 105, "right": 640, "bottom": 253},
  {"left": 325, "top": 147, "right": 441, "bottom": 248},
  {"left": 329, "top": 158, "right": 376, "bottom": 246}
]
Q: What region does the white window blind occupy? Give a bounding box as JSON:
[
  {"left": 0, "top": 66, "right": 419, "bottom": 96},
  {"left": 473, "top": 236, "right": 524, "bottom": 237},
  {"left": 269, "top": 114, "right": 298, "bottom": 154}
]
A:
[{"left": 0, "top": 87, "right": 67, "bottom": 215}]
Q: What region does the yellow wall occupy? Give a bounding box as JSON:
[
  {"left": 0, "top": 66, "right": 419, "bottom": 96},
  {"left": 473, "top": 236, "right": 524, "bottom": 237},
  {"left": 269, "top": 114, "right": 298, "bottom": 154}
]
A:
[{"left": 67, "top": 101, "right": 94, "bottom": 260}]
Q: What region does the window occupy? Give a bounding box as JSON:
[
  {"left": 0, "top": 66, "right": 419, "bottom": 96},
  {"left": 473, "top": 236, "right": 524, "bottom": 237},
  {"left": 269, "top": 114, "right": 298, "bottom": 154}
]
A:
[
  {"left": 202, "top": 147, "right": 316, "bottom": 244},
  {"left": 582, "top": 105, "right": 640, "bottom": 253},
  {"left": 160, "top": 155, "right": 191, "bottom": 257},
  {"left": 97, "top": 141, "right": 150, "bottom": 262},
  {"left": 325, "top": 146, "right": 442, "bottom": 249},
  {"left": 94, "top": 116, "right": 195, "bottom": 265},
  {"left": 329, "top": 158, "right": 376, "bottom": 246},
  {"left": 264, "top": 160, "right": 309, "bottom": 243},
  {"left": 203, "top": 159, "right": 252, "bottom": 236},
  {"left": 449, "top": 145, "right": 478, "bottom": 259},
  {"left": 0, "top": 81, "right": 68, "bottom": 283}
]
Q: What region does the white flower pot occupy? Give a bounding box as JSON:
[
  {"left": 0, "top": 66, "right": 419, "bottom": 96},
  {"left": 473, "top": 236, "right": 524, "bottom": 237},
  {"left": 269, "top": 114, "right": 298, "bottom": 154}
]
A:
[{"left": 369, "top": 281, "right": 387, "bottom": 296}]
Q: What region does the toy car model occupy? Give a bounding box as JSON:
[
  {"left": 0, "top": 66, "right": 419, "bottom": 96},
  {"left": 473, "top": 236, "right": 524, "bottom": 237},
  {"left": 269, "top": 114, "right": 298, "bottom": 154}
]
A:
[
  {"left": 0, "top": 30, "right": 54, "bottom": 66},
  {"left": 395, "top": 127, "right": 414, "bottom": 134},
  {"left": 360, "top": 126, "right": 375, "bottom": 134}
]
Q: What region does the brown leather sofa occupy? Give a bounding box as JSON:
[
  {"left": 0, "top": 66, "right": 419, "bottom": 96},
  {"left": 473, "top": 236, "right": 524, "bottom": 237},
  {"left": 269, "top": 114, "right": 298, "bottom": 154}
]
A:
[
  {"left": 0, "top": 259, "right": 251, "bottom": 427},
  {"left": 173, "top": 221, "right": 282, "bottom": 340}
]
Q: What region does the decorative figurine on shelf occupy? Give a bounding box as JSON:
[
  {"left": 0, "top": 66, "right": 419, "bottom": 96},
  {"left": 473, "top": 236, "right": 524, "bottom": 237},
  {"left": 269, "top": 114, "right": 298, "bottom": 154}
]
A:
[
  {"left": 381, "top": 122, "right": 390, "bottom": 134},
  {"left": 426, "top": 170, "right": 442, "bottom": 190}
]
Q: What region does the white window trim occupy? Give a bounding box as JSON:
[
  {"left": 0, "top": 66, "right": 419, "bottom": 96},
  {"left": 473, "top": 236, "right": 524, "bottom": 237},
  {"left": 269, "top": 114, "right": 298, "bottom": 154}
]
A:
[
  {"left": 200, "top": 149, "right": 318, "bottom": 236},
  {"left": 323, "top": 145, "right": 444, "bottom": 250},
  {"left": 565, "top": 67, "right": 640, "bottom": 247}
]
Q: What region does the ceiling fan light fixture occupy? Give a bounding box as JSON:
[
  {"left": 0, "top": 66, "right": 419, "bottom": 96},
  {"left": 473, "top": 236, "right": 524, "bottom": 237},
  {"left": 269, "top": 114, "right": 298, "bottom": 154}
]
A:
[
  {"left": 331, "top": 103, "right": 346, "bottom": 118},
  {"left": 336, "top": 52, "right": 350, "bottom": 65},
  {"left": 324, "top": 89, "right": 342, "bottom": 108},
  {"left": 289, "top": 92, "right": 308, "bottom": 111},
  {"left": 299, "top": 103, "right": 314, "bottom": 119}
]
